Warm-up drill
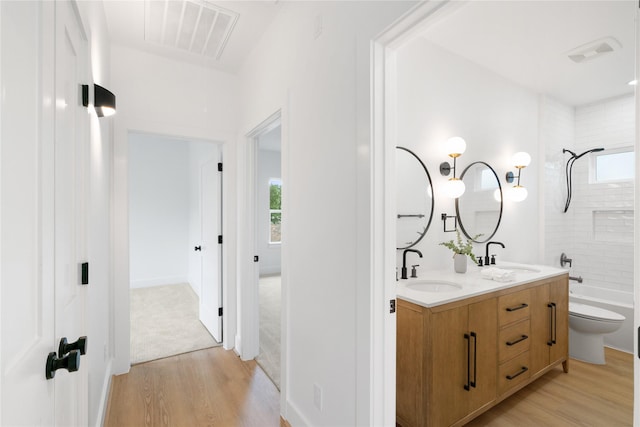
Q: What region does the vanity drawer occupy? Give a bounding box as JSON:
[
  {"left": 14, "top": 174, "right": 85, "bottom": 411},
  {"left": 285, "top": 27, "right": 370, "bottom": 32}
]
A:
[
  {"left": 498, "top": 351, "right": 531, "bottom": 396},
  {"left": 498, "top": 289, "right": 531, "bottom": 326},
  {"left": 499, "top": 319, "right": 530, "bottom": 363}
]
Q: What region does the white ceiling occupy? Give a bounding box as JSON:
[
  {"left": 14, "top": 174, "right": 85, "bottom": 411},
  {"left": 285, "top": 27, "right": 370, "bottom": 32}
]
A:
[
  {"left": 420, "top": 1, "right": 636, "bottom": 106},
  {"left": 103, "top": 0, "right": 281, "bottom": 73}
]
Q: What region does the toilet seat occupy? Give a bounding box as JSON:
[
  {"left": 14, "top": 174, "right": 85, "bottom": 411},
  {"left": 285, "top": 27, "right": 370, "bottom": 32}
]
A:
[{"left": 569, "top": 302, "right": 625, "bottom": 322}]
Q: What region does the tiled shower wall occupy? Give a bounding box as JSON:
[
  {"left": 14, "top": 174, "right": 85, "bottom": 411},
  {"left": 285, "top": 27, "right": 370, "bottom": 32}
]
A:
[{"left": 543, "top": 94, "right": 635, "bottom": 296}]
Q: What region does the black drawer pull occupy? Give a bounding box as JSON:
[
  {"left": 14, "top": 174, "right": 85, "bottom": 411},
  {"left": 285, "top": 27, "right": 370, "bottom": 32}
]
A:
[
  {"left": 506, "top": 366, "right": 528, "bottom": 380},
  {"left": 506, "top": 303, "right": 528, "bottom": 312},
  {"left": 506, "top": 334, "right": 528, "bottom": 346}
]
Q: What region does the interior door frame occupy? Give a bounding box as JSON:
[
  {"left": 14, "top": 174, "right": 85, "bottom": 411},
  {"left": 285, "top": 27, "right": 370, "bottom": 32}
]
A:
[
  {"left": 112, "top": 126, "right": 232, "bottom": 374},
  {"left": 370, "top": 1, "right": 481, "bottom": 424},
  {"left": 634, "top": 3, "right": 639, "bottom": 424},
  {"left": 239, "top": 110, "right": 282, "bottom": 361}
]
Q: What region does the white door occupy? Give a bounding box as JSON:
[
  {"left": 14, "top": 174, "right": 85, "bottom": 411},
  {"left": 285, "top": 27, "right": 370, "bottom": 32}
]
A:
[
  {"left": 0, "top": 1, "right": 56, "bottom": 425},
  {"left": 54, "top": 1, "right": 89, "bottom": 425},
  {"left": 0, "top": 1, "right": 88, "bottom": 425},
  {"left": 199, "top": 160, "right": 223, "bottom": 342}
]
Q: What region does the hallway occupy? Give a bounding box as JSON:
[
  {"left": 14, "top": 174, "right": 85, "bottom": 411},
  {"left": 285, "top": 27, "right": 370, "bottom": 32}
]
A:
[{"left": 104, "top": 347, "right": 283, "bottom": 426}]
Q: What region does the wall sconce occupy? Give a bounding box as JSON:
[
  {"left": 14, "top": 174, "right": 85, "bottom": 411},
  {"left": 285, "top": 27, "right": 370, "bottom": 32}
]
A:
[
  {"left": 82, "top": 84, "right": 116, "bottom": 117},
  {"left": 505, "top": 151, "right": 531, "bottom": 202},
  {"left": 439, "top": 136, "right": 466, "bottom": 198}
]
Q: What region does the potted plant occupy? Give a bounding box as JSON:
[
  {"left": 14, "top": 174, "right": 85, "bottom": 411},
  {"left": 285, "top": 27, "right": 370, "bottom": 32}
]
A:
[{"left": 439, "top": 230, "right": 480, "bottom": 273}]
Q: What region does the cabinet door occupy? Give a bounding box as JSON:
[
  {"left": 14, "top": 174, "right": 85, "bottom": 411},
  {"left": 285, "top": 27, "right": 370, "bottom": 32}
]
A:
[
  {"left": 468, "top": 298, "right": 497, "bottom": 413},
  {"left": 431, "top": 306, "right": 469, "bottom": 426},
  {"left": 529, "top": 284, "right": 550, "bottom": 375},
  {"left": 396, "top": 301, "right": 425, "bottom": 427},
  {"left": 549, "top": 277, "right": 569, "bottom": 365}
]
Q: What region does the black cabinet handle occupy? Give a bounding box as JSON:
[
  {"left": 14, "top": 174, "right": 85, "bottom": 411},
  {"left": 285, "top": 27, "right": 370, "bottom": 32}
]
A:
[
  {"left": 506, "top": 334, "right": 528, "bottom": 346},
  {"left": 194, "top": 246, "right": 202, "bottom": 251},
  {"left": 464, "top": 333, "right": 471, "bottom": 391},
  {"left": 552, "top": 302, "right": 557, "bottom": 344},
  {"left": 46, "top": 350, "right": 80, "bottom": 380},
  {"left": 547, "top": 302, "right": 557, "bottom": 345},
  {"left": 59, "top": 336, "right": 87, "bottom": 357},
  {"left": 506, "top": 366, "right": 528, "bottom": 380},
  {"left": 470, "top": 331, "right": 477, "bottom": 388},
  {"left": 506, "top": 303, "right": 528, "bottom": 312},
  {"left": 547, "top": 303, "right": 554, "bottom": 346}
]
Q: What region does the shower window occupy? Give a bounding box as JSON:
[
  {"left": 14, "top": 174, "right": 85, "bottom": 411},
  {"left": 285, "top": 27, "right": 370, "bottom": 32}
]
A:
[{"left": 592, "top": 148, "right": 635, "bottom": 183}]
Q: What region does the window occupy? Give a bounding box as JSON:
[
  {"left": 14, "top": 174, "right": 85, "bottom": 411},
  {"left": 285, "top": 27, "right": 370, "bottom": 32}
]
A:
[
  {"left": 269, "top": 178, "right": 282, "bottom": 244},
  {"left": 593, "top": 148, "right": 635, "bottom": 183}
]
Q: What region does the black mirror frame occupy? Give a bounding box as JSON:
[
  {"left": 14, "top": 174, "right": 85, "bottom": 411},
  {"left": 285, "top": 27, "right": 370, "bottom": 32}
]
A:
[
  {"left": 396, "top": 146, "right": 435, "bottom": 250},
  {"left": 455, "top": 161, "right": 503, "bottom": 243}
]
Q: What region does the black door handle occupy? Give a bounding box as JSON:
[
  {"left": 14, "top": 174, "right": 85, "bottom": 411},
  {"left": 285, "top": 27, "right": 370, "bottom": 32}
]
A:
[
  {"left": 194, "top": 246, "right": 202, "bottom": 251},
  {"left": 46, "top": 350, "right": 80, "bottom": 380},
  {"left": 59, "top": 336, "right": 87, "bottom": 357}
]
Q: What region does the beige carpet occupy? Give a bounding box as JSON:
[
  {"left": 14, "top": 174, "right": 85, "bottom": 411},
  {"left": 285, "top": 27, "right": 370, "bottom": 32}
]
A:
[
  {"left": 130, "top": 283, "right": 220, "bottom": 365},
  {"left": 256, "top": 275, "right": 281, "bottom": 389}
]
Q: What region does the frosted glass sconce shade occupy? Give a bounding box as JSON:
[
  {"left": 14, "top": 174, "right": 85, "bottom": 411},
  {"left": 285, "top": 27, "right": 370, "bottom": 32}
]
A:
[
  {"left": 511, "top": 152, "right": 531, "bottom": 168},
  {"left": 509, "top": 185, "right": 528, "bottom": 202},
  {"left": 445, "top": 136, "right": 466, "bottom": 157},
  {"left": 444, "top": 178, "right": 465, "bottom": 199}
]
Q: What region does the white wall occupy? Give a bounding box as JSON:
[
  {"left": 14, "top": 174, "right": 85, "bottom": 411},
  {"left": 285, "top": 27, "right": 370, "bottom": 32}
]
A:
[
  {"left": 237, "top": 2, "right": 416, "bottom": 425},
  {"left": 129, "top": 133, "right": 190, "bottom": 288},
  {"left": 75, "top": 2, "right": 115, "bottom": 425},
  {"left": 111, "top": 44, "right": 240, "bottom": 372},
  {"left": 395, "top": 38, "right": 541, "bottom": 271},
  {"left": 543, "top": 94, "right": 635, "bottom": 294},
  {"left": 257, "top": 128, "right": 281, "bottom": 275}
]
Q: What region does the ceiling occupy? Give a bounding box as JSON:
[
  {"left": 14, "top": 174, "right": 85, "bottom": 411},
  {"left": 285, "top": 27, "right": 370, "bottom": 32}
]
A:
[
  {"left": 103, "top": 0, "right": 281, "bottom": 73},
  {"left": 420, "top": 1, "right": 636, "bottom": 106}
]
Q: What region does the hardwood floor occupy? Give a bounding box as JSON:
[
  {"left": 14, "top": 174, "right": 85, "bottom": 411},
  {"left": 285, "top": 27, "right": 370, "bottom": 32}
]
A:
[
  {"left": 105, "top": 347, "right": 632, "bottom": 427},
  {"left": 104, "top": 347, "right": 283, "bottom": 427},
  {"left": 466, "top": 348, "right": 633, "bottom": 426}
]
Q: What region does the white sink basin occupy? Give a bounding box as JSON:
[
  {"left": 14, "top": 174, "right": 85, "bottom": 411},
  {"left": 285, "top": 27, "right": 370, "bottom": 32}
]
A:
[
  {"left": 406, "top": 280, "right": 462, "bottom": 293},
  {"left": 502, "top": 265, "right": 541, "bottom": 273}
]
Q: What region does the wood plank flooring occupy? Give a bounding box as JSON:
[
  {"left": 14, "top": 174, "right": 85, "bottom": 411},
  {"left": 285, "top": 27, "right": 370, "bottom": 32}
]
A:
[
  {"left": 105, "top": 347, "right": 632, "bottom": 427},
  {"left": 104, "top": 347, "right": 283, "bottom": 427},
  {"left": 466, "top": 348, "right": 633, "bottom": 426}
]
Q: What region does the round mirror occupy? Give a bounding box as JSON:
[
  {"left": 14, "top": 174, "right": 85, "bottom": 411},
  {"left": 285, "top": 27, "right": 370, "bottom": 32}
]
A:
[
  {"left": 396, "top": 147, "right": 434, "bottom": 249},
  {"left": 455, "top": 161, "right": 503, "bottom": 243}
]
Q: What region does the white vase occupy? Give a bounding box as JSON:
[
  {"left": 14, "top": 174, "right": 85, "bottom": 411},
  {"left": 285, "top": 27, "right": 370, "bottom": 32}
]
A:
[{"left": 454, "top": 253, "right": 467, "bottom": 274}]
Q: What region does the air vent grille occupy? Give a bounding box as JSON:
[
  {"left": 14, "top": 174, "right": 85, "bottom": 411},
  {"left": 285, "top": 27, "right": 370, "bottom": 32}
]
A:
[
  {"left": 145, "top": 0, "right": 239, "bottom": 60},
  {"left": 567, "top": 37, "right": 621, "bottom": 64}
]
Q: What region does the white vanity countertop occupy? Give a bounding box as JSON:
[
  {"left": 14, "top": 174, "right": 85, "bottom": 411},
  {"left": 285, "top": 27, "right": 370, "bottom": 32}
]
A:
[{"left": 396, "top": 261, "right": 568, "bottom": 308}]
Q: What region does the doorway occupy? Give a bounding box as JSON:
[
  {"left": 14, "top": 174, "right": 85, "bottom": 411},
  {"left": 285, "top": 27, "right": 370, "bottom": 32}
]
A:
[
  {"left": 373, "top": 1, "right": 638, "bottom": 424},
  {"left": 128, "top": 132, "right": 222, "bottom": 364},
  {"left": 255, "top": 123, "right": 282, "bottom": 388}
]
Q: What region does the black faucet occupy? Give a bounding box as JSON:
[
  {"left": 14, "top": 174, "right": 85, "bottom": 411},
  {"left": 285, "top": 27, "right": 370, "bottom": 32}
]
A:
[
  {"left": 402, "top": 249, "right": 422, "bottom": 279},
  {"left": 485, "top": 241, "right": 505, "bottom": 265}
]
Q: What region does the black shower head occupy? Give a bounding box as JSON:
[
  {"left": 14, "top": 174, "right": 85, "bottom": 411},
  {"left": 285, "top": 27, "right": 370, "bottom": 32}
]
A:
[
  {"left": 563, "top": 147, "right": 604, "bottom": 160},
  {"left": 574, "top": 147, "right": 604, "bottom": 160}
]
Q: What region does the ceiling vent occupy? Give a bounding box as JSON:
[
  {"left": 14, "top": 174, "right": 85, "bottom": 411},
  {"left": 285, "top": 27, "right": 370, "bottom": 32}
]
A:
[
  {"left": 567, "top": 37, "right": 621, "bottom": 63},
  {"left": 144, "top": 0, "right": 239, "bottom": 60}
]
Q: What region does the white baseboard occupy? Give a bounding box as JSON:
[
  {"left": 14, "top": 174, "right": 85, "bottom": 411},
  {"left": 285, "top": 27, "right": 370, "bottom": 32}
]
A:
[
  {"left": 130, "top": 276, "right": 189, "bottom": 289},
  {"left": 285, "top": 400, "right": 311, "bottom": 427},
  {"left": 96, "top": 358, "right": 113, "bottom": 427}
]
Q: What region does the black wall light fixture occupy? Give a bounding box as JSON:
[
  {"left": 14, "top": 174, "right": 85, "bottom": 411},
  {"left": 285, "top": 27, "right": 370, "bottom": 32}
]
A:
[{"left": 82, "top": 84, "right": 116, "bottom": 117}]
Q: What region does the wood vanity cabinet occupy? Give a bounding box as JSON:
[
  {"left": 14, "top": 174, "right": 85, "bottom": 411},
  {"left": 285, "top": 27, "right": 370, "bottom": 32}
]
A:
[{"left": 397, "top": 275, "right": 569, "bottom": 427}]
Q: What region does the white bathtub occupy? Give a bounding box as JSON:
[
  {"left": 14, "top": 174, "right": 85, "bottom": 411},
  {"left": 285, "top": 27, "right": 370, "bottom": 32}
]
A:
[{"left": 569, "top": 282, "right": 634, "bottom": 354}]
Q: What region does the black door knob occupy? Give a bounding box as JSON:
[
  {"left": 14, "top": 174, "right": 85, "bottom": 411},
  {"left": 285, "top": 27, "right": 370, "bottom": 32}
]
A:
[
  {"left": 59, "top": 336, "right": 87, "bottom": 357},
  {"left": 46, "top": 350, "right": 80, "bottom": 380}
]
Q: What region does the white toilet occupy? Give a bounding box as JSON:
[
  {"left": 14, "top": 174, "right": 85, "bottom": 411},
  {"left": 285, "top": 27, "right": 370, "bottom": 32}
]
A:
[{"left": 569, "top": 302, "right": 625, "bottom": 364}]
